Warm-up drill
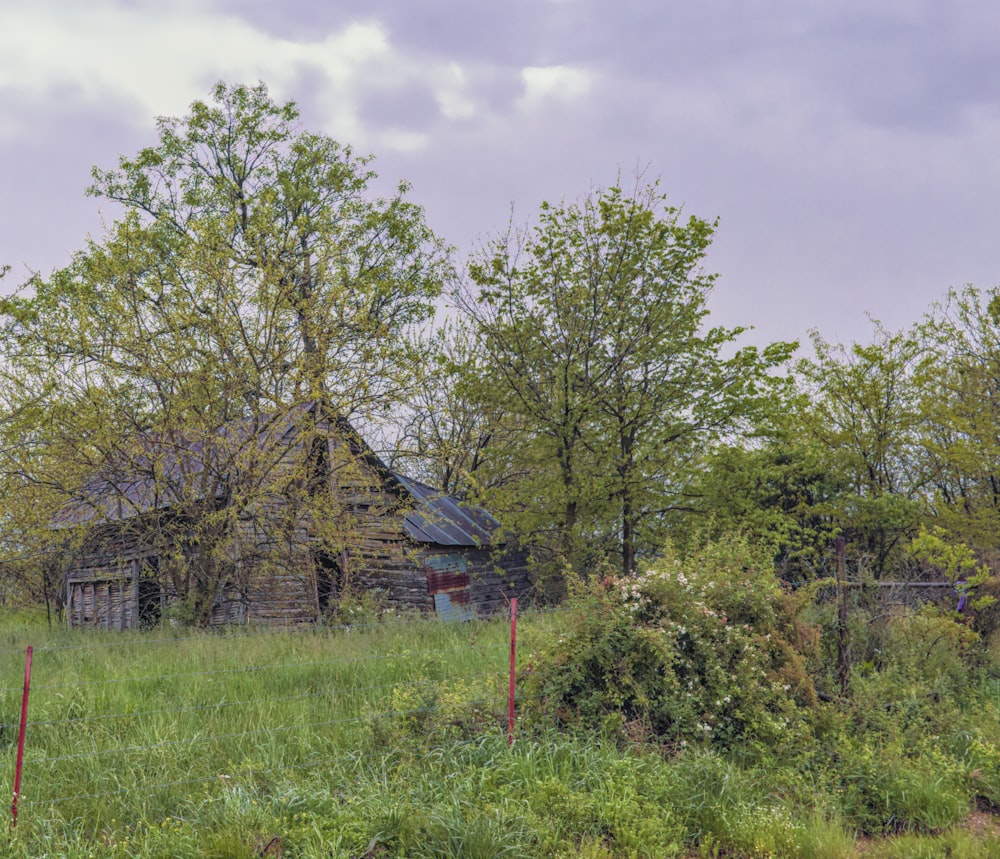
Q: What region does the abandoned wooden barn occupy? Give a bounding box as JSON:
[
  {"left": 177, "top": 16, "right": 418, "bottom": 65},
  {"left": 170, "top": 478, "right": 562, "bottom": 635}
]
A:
[{"left": 55, "top": 402, "right": 530, "bottom": 629}]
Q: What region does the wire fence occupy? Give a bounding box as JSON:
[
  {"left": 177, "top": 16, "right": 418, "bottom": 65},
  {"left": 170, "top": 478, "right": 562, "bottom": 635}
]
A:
[
  {"left": 0, "top": 604, "right": 541, "bottom": 825},
  {"left": 0, "top": 576, "right": 956, "bottom": 829}
]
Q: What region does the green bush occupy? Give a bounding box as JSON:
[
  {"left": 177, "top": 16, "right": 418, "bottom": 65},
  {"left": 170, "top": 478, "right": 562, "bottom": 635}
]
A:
[
  {"left": 867, "top": 830, "right": 1000, "bottom": 859},
  {"left": 522, "top": 535, "right": 818, "bottom": 751},
  {"left": 880, "top": 606, "right": 980, "bottom": 693}
]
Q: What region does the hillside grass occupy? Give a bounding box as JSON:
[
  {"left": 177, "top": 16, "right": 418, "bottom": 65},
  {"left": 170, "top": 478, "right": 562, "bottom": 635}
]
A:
[{"left": 0, "top": 608, "right": 999, "bottom": 858}]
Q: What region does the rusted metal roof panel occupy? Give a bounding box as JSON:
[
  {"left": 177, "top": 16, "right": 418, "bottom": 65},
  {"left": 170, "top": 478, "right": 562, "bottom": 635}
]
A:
[
  {"left": 392, "top": 474, "right": 498, "bottom": 547},
  {"left": 426, "top": 568, "right": 471, "bottom": 592}
]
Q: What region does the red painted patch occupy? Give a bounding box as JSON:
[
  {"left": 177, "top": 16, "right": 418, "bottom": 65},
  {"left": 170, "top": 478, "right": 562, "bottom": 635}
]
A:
[{"left": 426, "top": 569, "right": 471, "bottom": 593}]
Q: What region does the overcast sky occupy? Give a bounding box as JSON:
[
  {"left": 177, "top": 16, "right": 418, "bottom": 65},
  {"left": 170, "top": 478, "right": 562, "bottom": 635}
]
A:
[{"left": 3, "top": 0, "right": 1000, "bottom": 349}]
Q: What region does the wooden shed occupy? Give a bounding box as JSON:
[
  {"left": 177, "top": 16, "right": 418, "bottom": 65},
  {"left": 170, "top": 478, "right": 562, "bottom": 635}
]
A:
[{"left": 56, "top": 402, "right": 530, "bottom": 629}]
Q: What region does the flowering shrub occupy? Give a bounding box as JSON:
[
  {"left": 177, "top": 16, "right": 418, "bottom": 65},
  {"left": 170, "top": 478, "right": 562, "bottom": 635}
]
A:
[{"left": 523, "top": 535, "right": 818, "bottom": 749}]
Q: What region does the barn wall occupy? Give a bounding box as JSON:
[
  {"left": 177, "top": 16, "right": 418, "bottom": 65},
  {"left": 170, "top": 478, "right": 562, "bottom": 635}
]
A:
[
  {"left": 67, "top": 576, "right": 135, "bottom": 630},
  {"left": 225, "top": 423, "right": 432, "bottom": 622},
  {"left": 64, "top": 523, "right": 143, "bottom": 629},
  {"left": 418, "top": 546, "right": 532, "bottom": 619},
  {"left": 469, "top": 546, "right": 532, "bottom": 615},
  {"left": 314, "top": 434, "right": 434, "bottom": 613},
  {"left": 62, "top": 414, "right": 526, "bottom": 629},
  {"left": 65, "top": 535, "right": 529, "bottom": 629}
]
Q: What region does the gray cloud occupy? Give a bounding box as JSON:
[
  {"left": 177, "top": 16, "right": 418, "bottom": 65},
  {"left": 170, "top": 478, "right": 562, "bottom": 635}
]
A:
[
  {"left": 356, "top": 81, "right": 444, "bottom": 134},
  {"left": 3, "top": 0, "right": 1000, "bottom": 349},
  {"left": 0, "top": 94, "right": 153, "bottom": 279},
  {"left": 212, "top": 0, "right": 551, "bottom": 63}
]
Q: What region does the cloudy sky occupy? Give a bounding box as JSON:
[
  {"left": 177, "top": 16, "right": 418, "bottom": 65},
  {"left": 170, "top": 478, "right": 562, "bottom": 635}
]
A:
[{"left": 2, "top": 0, "right": 1000, "bottom": 349}]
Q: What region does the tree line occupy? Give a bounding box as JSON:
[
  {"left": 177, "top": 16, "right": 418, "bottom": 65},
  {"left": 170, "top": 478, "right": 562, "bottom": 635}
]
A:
[{"left": 0, "top": 81, "right": 997, "bottom": 617}]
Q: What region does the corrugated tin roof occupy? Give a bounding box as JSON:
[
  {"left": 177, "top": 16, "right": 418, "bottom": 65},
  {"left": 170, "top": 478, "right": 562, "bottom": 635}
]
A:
[
  {"left": 53, "top": 403, "right": 502, "bottom": 549},
  {"left": 392, "top": 473, "right": 498, "bottom": 547},
  {"left": 52, "top": 405, "right": 312, "bottom": 528}
]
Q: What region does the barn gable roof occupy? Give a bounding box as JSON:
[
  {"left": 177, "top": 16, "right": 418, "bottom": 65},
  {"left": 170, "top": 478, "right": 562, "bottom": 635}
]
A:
[
  {"left": 52, "top": 402, "right": 499, "bottom": 548},
  {"left": 394, "top": 474, "right": 498, "bottom": 547},
  {"left": 52, "top": 404, "right": 309, "bottom": 528}
]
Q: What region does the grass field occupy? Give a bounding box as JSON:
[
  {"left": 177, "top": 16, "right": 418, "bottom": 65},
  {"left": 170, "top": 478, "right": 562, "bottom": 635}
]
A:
[{"left": 1, "top": 609, "right": 999, "bottom": 858}]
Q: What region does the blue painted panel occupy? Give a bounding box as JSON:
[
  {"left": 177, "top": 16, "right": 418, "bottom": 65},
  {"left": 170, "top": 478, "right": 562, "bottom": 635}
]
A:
[{"left": 433, "top": 592, "right": 475, "bottom": 623}]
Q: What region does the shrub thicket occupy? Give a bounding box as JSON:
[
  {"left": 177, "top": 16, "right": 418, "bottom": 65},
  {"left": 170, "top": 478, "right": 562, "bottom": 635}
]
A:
[
  {"left": 521, "top": 533, "right": 1000, "bottom": 842},
  {"left": 522, "top": 535, "right": 818, "bottom": 751}
]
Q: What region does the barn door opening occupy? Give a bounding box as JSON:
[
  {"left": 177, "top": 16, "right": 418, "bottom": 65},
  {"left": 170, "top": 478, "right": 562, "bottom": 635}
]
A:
[
  {"left": 137, "top": 557, "right": 162, "bottom": 628},
  {"left": 314, "top": 551, "right": 344, "bottom": 617}
]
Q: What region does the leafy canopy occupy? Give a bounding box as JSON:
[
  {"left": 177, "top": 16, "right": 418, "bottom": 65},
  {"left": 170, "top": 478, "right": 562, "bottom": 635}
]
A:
[
  {"left": 455, "top": 179, "right": 795, "bottom": 576},
  {"left": 0, "top": 82, "right": 449, "bottom": 619}
]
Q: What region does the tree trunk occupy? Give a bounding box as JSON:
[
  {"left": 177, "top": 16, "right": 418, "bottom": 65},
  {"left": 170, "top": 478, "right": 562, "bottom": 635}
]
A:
[{"left": 620, "top": 427, "right": 637, "bottom": 577}]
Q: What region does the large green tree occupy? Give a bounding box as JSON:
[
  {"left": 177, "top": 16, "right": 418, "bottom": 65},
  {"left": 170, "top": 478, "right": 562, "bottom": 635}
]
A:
[
  {"left": 792, "top": 326, "right": 928, "bottom": 577},
  {"left": 86, "top": 80, "right": 448, "bottom": 413},
  {"left": 678, "top": 436, "right": 849, "bottom": 582},
  {"left": 915, "top": 286, "right": 1000, "bottom": 551},
  {"left": 455, "top": 180, "right": 794, "bottom": 576},
  {"left": 0, "top": 82, "right": 448, "bottom": 620}
]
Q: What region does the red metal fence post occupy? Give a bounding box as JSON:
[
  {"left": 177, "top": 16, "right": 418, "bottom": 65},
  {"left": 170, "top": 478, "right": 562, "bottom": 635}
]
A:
[
  {"left": 507, "top": 598, "right": 517, "bottom": 745},
  {"left": 11, "top": 645, "right": 33, "bottom": 827}
]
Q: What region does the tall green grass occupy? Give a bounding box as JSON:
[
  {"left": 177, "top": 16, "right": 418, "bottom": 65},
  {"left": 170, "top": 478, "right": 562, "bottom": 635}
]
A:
[
  {"left": 0, "top": 611, "right": 996, "bottom": 857},
  {"left": 1, "top": 617, "right": 509, "bottom": 820}
]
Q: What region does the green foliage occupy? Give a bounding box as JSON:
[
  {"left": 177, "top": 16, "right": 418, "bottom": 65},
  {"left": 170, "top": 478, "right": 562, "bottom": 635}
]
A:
[
  {"left": 523, "top": 536, "right": 817, "bottom": 749},
  {"left": 663, "top": 750, "right": 805, "bottom": 856},
  {"left": 909, "top": 526, "right": 995, "bottom": 610},
  {"left": 391, "top": 321, "right": 527, "bottom": 500},
  {"left": 680, "top": 284, "right": 1000, "bottom": 596},
  {"left": 831, "top": 736, "right": 970, "bottom": 834},
  {"left": 367, "top": 675, "right": 499, "bottom": 746},
  {"left": 417, "top": 807, "right": 527, "bottom": 859},
  {"left": 793, "top": 325, "right": 927, "bottom": 577},
  {"left": 453, "top": 179, "right": 794, "bottom": 578},
  {"left": 877, "top": 606, "right": 980, "bottom": 693},
  {"left": 965, "top": 726, "right": 1000, "bottom": 808},
  {"left": 0, "top": 81, "right": 448, "bottom": 619},
  {"left": 915, "top": 286, "right": 1000, "bottom": 549},
  {"left": 4, "top": 611, "right": 1000, "bottom": 856},
  {"left": 677, "top": 439, "right": 847, "bottom": 582},
  {"left": 803, "top": 602, "right": 999, "bottom": 835},
  {"left": 866, "top": 830, "right": 1000, "bottom": 859}
]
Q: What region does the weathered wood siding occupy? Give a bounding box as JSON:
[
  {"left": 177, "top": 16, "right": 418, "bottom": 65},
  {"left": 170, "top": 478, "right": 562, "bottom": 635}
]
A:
[
  {"left": 63, "top": 415, "right": 532, "bottom": 629},
  {"left": 67, "top": 576, "right": 135, "bottom": 630}
]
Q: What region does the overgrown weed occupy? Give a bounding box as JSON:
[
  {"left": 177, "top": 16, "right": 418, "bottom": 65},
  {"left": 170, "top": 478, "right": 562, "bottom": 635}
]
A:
[{"left": 4, "top": 565, "right": 1000, "bottom": 857}]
